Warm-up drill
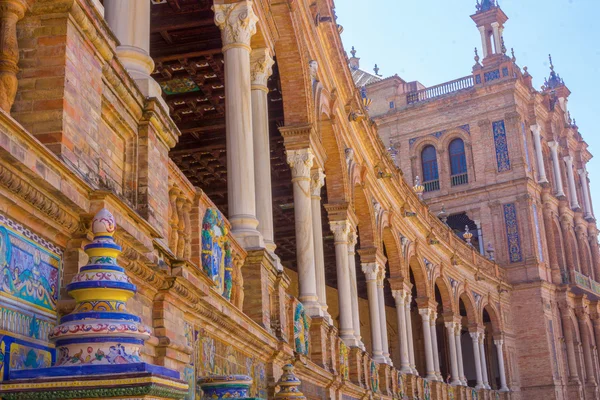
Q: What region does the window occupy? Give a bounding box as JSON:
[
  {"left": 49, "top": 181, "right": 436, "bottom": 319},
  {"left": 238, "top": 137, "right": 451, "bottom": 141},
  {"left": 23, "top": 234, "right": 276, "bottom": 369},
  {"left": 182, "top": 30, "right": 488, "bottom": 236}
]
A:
[
  {"left": 421, "top": 145, "right": 439, "bottom": 192},
  {"left": 389, "top": 101, "right": 395, "bottom": 109},
  {"left": 449, "top": 138, "right": 468, "bottom": 186}
]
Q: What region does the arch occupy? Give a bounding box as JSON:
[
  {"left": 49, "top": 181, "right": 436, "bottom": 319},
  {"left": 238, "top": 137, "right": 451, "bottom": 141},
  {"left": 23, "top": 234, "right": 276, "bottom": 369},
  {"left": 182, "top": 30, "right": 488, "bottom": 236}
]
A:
[
  {"left": 352, "top": 186, "right": 377, "bottom": 249},
  {"left": 434, "top": 277, "right": 454, "bottom": 313},
  {"left": 381, "top": 224, "right": 404, "bottom": 280},
  {"left": 448, "top": 138, "right": 467, "bottom": 177},
  {"left": 321, "top": 117, "right": 351, "bottom": 204},
  {"left": 407, "top": 254, "right": 430, "bottom": 298},
  {"left": 482, "top": 303, "right": 502, "bottom": 334},
  {"left": 458, "top": 291, "right": 479, "bottom": 326}
]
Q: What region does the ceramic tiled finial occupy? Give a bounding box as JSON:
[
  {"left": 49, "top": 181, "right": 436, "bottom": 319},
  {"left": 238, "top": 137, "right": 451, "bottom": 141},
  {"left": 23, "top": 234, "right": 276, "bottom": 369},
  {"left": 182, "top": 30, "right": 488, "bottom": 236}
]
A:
[{"left": 274, "top": 364, "right": 306, "bottom": 399}]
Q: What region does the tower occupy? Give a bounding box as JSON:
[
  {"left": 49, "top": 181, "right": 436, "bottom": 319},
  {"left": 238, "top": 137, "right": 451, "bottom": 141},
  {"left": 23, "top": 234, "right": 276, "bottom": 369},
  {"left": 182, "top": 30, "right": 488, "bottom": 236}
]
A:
[{"left": 471, "top": 0, "right": 508, "bottom": 61}]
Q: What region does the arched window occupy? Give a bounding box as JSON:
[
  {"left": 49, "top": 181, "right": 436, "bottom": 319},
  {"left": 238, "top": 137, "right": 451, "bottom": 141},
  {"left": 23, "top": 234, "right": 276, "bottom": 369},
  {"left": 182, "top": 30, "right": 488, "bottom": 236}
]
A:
[
  {"left": 449, "top": 138, "right": 468, "bottom": 186},
  {"left": 421, "top": 145, "right": 439, "bottom": 192}
]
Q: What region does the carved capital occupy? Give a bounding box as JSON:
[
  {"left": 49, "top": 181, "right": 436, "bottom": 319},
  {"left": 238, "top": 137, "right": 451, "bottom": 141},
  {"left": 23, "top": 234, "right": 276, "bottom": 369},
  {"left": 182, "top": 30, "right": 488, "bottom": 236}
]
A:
[
  {"left": 361, "top": 262, "right": 380, "bottom": 282},
  {"left": 563, "top": 155, "right": 573, "bottom": 166},
  {"left": 213, "top": 1, "right": 258, "bottom": 51},
  {"left": 310, "top": 168, "right": 326, "bottom": 197},
  {"left": 330, "top": 220, "right": 350, "bottom": 244},
  {"left": 347, "top": 230, "right": 358, "bottom": 252},
  {"left": 391, "top": 289, "right": 406, "bottom": 305},
  {"left": 286, "top": 148, "right": 314, "bottom": 179},
  {"left": 250, "top": 47, "right": 274, "bottom": 89}
]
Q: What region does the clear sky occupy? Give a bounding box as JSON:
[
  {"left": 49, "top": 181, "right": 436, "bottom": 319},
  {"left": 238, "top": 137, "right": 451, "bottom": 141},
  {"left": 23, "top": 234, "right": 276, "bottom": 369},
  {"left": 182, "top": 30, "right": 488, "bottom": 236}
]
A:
[{"left": 335, "top": 0, "right": 600, "bottom": 213}]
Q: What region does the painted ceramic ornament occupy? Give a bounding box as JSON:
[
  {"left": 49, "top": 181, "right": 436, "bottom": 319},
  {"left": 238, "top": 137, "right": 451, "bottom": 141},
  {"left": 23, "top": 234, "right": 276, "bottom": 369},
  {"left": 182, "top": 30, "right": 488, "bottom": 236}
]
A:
[
  {"left": 274, "top": 364, "right": 306, "bottom": 399},
  {"left": 423, "top": 379, "right": 431, "bottom": 400},
  {"left": 201, "top": 208, "right": 233, "bottom": 300},
  {"left": 197, "top": 374, "right": 252, "bottom": 399},
  {"left": 370, "top": 360, "right": 379, "bottom": 393},
  {"left": 293, "top": 303, "right": 310, "bottom": 355}
]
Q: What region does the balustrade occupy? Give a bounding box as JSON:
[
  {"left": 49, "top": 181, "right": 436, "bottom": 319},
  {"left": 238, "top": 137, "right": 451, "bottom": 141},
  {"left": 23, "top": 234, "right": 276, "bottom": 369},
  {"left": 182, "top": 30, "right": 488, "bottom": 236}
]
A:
[{"left": 407, "top": 75, "right": 474, "bottom": 104}]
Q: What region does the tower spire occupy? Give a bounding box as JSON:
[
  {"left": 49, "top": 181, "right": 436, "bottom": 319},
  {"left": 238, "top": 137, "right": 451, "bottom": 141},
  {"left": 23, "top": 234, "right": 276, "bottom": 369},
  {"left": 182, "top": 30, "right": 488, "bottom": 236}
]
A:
[{"left": 471, "top": 0, "right": 508, "bottom": 60}]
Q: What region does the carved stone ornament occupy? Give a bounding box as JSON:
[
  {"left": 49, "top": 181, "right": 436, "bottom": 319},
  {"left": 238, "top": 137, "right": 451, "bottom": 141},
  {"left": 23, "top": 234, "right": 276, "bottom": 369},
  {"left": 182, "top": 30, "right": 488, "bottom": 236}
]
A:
[
  {"left": 213, "top": 1, "right": 258, "bottom": 50},
  {"left": 250, "top": 47, "right": 274, "bottom": 88},
  {"left": 286, "top": 148, "right": 314, "bottom": 178},
  {"left": 361, "top": 262, "right": 380, "bottom": 282},
  {"left": 330, "top": 220, "right": 350, "bottom": 244},
  {"left": 310, "top": 168, "right": 326, "bottom": 196}
]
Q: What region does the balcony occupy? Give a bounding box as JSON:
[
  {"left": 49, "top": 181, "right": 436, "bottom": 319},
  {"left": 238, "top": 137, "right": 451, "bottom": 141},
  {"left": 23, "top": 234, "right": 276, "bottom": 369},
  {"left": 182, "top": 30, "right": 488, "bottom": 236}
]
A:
[
  {"left": 451, "top": 172, "right": 469, "bottom": 187},
  {"left": 424, "top": 179, "right": 440, "bottom": 192},
  {"left": 406, "top": 75, "right": 474, "bottom": 105}
]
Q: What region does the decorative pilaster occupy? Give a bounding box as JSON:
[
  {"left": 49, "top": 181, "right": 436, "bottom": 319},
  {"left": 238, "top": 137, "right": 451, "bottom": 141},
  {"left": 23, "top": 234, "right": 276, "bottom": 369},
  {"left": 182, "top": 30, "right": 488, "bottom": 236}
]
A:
[
  {"left": 251, "top": 48, "right": 276, "bottom": 252},
  {"left": 0, "top": 0, "right": 27, "bottom": 112},
  {"left": 287, "top": 148, "right": 321, "bottom": 316},
  {"left": 419, "top": 308, "right": 437, "bottom": 380},
  {"left": 470, "top": 331, "right": 485, "bottom": 389},
  {"left": 548, "top": 141, "right": 565, "bottom": 197},
  {"left": 312, "top": 169, "right": 329, "bottom": 321},
  {"left": 330, "top": 220, "right": 356, "bottom": 344},
  {"left": 578, "top": 168, "right": 594, "bottom": 220},
  {"left": 392, "top": 290, "right": 412, "bottom": 373},
  {"left": 563, "top": 155, "right": 581, "bottom": 210},
  {"left": 214, "top": 0, "right": 263, "bottom": 249},
  {"left": 530, "top": 124, "right": 548, "bottom": 185},
  {"left": 494, "top": 339, "right": 510, "bottom": 391},
  {"left": 362, "top": 262, "right": 385, "bottom": 363}
]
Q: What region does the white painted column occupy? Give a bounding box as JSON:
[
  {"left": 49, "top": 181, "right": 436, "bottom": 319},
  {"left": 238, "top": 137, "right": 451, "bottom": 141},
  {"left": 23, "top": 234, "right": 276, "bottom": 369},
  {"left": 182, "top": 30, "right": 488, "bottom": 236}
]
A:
[
  {"left": 311, "top": 169, "right": 330, "bottom": 321},
  {"left": 530, "top": 124, "right": 549, "bottom": 185},
  {"left": 392, "top": 290, "right": 412, "bottom": 373},
  {"left": 250, "top": 48, "right": 276, "bottom": 252},
  {"left": 494, "top": 339, "right": 510, "bottom": 392},
  {"left": 348, "top": 232, "right": 363, "bottom": 349},
  {"left": 104, "top": 0, "right": 164, "bottom": 107},
  {"left": 446, "top": 322, "right": 461, "bottom": 385},
  {"left": 471, "top": 331, "right": 485, "bottom": 389},
  {"left": 578, "top": 168, "right": 594, "bottom": 220},
  {"left": 362, "top": 263, "right": 385, "bottom": 363},
  {"left": 548, "top": 141, "right": 565, "bottom": 197},
  {"left": 455, "top": 324, "right": 467, "bottom": 386},
  {"left": 214, "top": 1, "right": 264, "bottom": 249},
  {"left": 430, "top": 311, "right": 442, "bottom": 381},
  {"left": 419, "top": 308, "right": 437, "bottom": 380},
  {"left": 377, "top": 270, "right": 392, "bottom": 364},
  {"left": 330, "top": 220, "right": 355, "bottom": 345},
  {"left": 286, "top": 149, "right": 321, "bottom": 316},
  {"left": 479, "top": 333, "right": 491, "bottom": 389},
  {"left": 491, "top": 22, "right": 501, "bottom": 54},
  {"left": 406, "top": 293, "right": 418, "bottom": 374},
  {"left": 478, "top": 26, "right": 488, "bottom": 58},
  {"left": 563, "top": 155, "right": 581, "bottom": 210}
]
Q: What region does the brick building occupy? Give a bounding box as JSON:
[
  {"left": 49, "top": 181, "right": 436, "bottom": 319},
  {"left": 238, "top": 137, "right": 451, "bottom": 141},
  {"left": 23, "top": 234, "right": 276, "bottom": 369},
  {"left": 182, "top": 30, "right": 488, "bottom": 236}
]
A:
[
  {"left": 0, "top": 0, "right": 588, "bottom": 399},
  {"left": 362, "top": 1, "right": 600, "bottom": 399}
]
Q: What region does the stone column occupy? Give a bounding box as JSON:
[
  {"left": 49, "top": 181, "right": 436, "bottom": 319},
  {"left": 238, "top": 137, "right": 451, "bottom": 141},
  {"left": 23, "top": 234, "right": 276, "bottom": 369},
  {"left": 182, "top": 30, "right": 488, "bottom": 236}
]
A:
[
  {"left": 494, "top": 339, "right": 510, "bottom": 391},
  {"left": 419, "top": 308, "right": 437, "bottom": 380},
  {"left": 578, "top": 169, "right": 594, "bottom": 220},
  {"left": 446, "top": 322, "right": 461, "bottom": 385},
  {"left": 286, "top": 149, "right": 321, "bottom": 316},
  {"left": 479, "top": 333, "right": 491, "bottom": 389},
  {"left": 563, "top": 155, "right": 581, "bottom": 210},
  {"left": 455, "top": 324, "right": 467, "bottom": 385},
  {"left": 392, "top": 290, "right": 412, "bottom": 373},
  {"left": 311, "top": 169, "right": 329, "bottom": 320},
  {"left": 362, "top": 262, "right": 385, "bottom": 363},
  {"left": 250, "top": 48, "right": 276, "bottom": 252},
  {"left": 548, "top": 141, "right": 566, "bottom": 197},
  {"left": 214, "top": 1, "right": 264, "bottom": 248},
  {"left": 406, "top": 294, "right": 418, "bottom": 374},
  {"left": 348, "top": 232, "right": 363, "bottom": 349},
  {"left": 470, "top": 331, "right": 485, "bottom": 389},
  {"left": 0, "top": 0, "right": 27, "bottom": 112},
  {"left": 330, "top": 220, "right": 355, "bottom": 344},
  {"left": 530, "top": 124, "right": 549, "bottom": 185},
  {"left": 491, "top": 22, "right": 501, "bottom": 55},
  {"left": 377, "top": 270, "right": 392, "bottom": 364},
  {"left": 105, "top": 0, "right": 164, "bottom": 105},
  {"left": 578, "top": 313, "right": 597, "bottom": 384},
  {"left": 430, "top": 311, "right": 442, "bottom": 381},
  {"left": 478, "top": 26, "right": 488, "bottom": 58}
]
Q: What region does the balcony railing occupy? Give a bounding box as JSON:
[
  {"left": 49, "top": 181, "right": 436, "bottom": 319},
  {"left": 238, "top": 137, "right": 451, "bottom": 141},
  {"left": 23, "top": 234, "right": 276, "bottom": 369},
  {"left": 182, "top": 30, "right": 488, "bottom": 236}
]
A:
[
  {"left": 573, "top": 270, "right": 600, "bottom": 295},
  {"left": 451, "top": 172, "right": 469, "bottom": 187},
  {"left": 424, "top": 179, "right": 440, "bottom": 192},
  {"left": 406, "top": 75, "right": 474, "bottom": 105}
]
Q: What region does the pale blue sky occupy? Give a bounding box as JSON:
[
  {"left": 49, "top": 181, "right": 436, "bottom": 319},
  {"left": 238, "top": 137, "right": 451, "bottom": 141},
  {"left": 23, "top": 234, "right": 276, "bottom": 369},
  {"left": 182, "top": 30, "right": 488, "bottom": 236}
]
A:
[{"left": 335, "top": 0, "right": 600, "bottom": 212}]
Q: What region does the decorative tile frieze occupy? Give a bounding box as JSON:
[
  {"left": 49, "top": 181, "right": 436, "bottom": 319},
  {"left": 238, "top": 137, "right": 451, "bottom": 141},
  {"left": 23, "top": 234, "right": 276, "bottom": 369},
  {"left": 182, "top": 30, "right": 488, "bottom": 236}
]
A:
[
  {"left": 492, "top": 120, "right": 511, "bottom": 172},
  {"left": 503, "top": 203, "right": 522, "bottom": 263}
]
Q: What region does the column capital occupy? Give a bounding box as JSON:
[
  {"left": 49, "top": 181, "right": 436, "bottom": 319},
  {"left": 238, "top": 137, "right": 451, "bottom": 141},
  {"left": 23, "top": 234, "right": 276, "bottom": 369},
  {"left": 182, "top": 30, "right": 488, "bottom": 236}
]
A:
[
  {"left": 548, "top": 140, "right": 560, "bottom": 151},
  {"left": 530, "top": 123, "right": 541, "bottom": 136},
  {"left": 418, "top": 308, "right": 431, "bottom": 319},
  {"left": 494, "top": 339, "right": 504, "bottom": 346},
  {"left": 330, "top": 220, "right": 351, "bottom": 244},
  {"left": 286, "top": 148, "right": 314, "bottom": 179},
  {"left": 250, "top": 47, "right": 274, "bottom": 89},
  {"left": 563, "top": 155, "right": 573, "bottom": 165},
  {"left": 310, "top": 168, "right": 326, "bottom": 197},
  {"left": 470, "top": 331, "right": 480, "bottom": 340},
  {"left": 213, "top": 0, "right": 258, "bottom": 51},
  {"left": 361, "top": 262, "right": 381, "bottom": 282},
  {"left": 444, "top": 321, "right": 456, "bottom": 329},
  {"left": 348, "top": 230, "right": 358, "bottom": 252},
  {"left": 578, "top": 168, "right": 589, "bottom": 178},
  {"left": 391, "top": 289, "right": 406, "bottom": 304}
]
